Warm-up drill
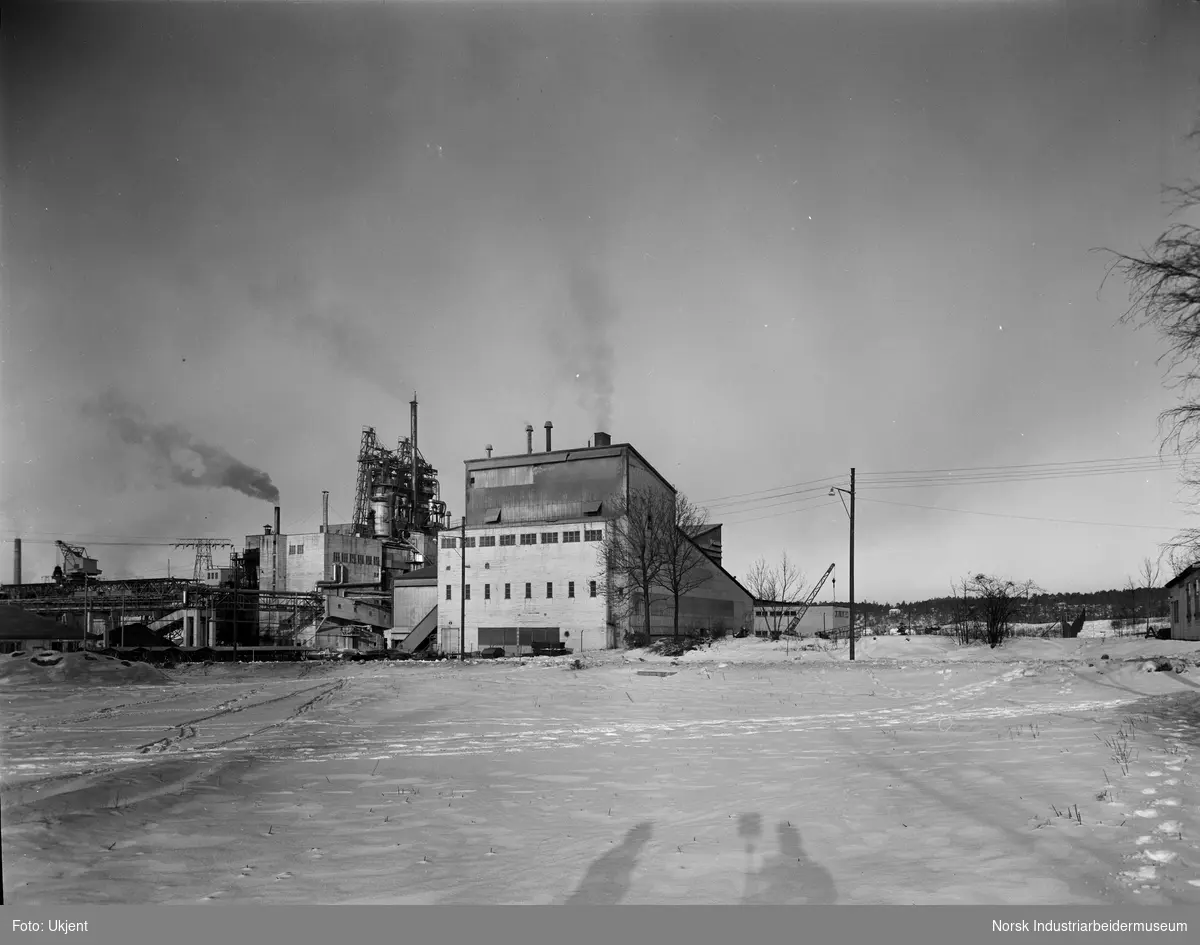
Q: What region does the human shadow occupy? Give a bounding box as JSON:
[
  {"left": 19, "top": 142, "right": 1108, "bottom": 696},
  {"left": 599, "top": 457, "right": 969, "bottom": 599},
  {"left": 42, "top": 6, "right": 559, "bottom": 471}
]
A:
[
  {"left": 564, "top": 821, "right": 654, "bottom": 904},
  {"left": 741, "top": 821, "right": 838, "bottom": 904}
]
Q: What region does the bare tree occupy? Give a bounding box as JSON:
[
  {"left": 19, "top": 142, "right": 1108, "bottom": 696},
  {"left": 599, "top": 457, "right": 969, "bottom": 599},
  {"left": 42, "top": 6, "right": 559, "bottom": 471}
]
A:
[
  {"left": 597, "top": 488, "right": 668, "bottom": 644},
  {"left": 743, "top": 553, "right": 806, "bottom": 640},
  {"left": 1139, "top": 555, "right": 1163, "bottom": 631},
  {"left": 654, "top": 493, "right": 715, "bottom": 638},
  {"left": 959, "top": 574, "right": 1040, "bottom": 648},
  {"left": 1104, "top": 130, "right": 1200, "bottom": 558}
]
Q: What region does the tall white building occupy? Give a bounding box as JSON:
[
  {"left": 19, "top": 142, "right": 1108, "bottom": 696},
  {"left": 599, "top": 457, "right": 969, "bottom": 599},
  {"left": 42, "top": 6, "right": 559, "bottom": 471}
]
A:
[{"left": 428, "top": 425, "right": 755, "bottom": 656}]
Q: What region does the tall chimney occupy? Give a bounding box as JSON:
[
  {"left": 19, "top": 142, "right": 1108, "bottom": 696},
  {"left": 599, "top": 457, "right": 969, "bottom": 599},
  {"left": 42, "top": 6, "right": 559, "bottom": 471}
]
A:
[
  {"left": 13, "top": 537, "right": 21, "bottom": 585},
  {"left": 485, "top": 444, "right": 493, "bottom": 458},
  {"left": 525, "top": 424, "right": 534, "bottom": 454},
  {"left": 274, "top": 505, "right": 281, "bottom": 594},
  {"left": 274, "top": 506, "right": 281, "bottom": 537},
  {"left": 411, "top": 394, "right": 420, "bottom": 530},
  {"left": 594, "top": 431, "right": 611, "bottom": 447},
  {"left": 322, "top": 490, "right": 329, "bottom": 534},
  {"left": 545, "top": 421, "right": 553, "bottom": 452}
]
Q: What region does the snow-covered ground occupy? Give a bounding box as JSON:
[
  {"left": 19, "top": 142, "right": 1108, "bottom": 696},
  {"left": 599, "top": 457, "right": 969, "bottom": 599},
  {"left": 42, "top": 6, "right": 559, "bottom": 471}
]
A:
[{"left": 2, "top": 635, "right": 1198, "bottom": 904}]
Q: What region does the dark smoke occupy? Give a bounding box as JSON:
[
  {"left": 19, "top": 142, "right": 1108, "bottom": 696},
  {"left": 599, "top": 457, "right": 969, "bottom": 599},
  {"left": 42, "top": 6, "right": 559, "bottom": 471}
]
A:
[
  {"left": 83, "top": 390, "right": 281, "bottom": 503},
  {"left": 566, "top": 264, "right": 617, "bottom": 431}
]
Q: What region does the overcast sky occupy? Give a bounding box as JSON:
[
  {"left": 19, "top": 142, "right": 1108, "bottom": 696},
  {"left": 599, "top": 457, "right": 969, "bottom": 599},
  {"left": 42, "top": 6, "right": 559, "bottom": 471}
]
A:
[{"left": 4, "top": 1, "right": 1200, "bottom": 602}]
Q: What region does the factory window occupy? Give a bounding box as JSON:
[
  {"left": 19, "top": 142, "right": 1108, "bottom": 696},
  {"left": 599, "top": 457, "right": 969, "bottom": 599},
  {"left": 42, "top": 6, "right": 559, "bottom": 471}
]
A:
[
  {"left": 546, "top": 582, "right": 554, "bottom": 599},
  {"left": 446, "top": 585, "right": 453, "bottom": 600},
  {"left": 297, "top": 545, "right": 305, "bottom": 555},
  {"left": 463, "top": 537, "right": 476, "bottom": 548},
  {"left": 524, "top": 582, "right": 532, "bottom": 599},
  {"left": 589, "top": 580, "right": 597, "bottom": 598},
  {"left": 479, "top": 535, "right": 497, "bottom": 548},
  {"left": 332, "top": 553, "right": 340, "bottom": 563},
  {"left": 465, "top": 585, "right": 471, "bottom": 601},
  {"left": 563, "top": 531, "right": 580, "bottom": 543},
  {"left": 584, "top": 529, "right": 603, "bottom": 542},
  {"left": 504, "top": 583, "right": 511, "bottom": 600},
  {"left": 441, "top": 537, "right": 457, "bottom": 550},
  {"left": 373, "top": 556, "right": 380, "bottom": 566},
  {"left": 541, "top": 532, "right": 558, "bottom": 544},
  {"left": 485, "top": 584, "right": 491, "bottom": 600},
  {"left": 520, "top": 533, "right": 537, "bottom": 546},
  {"left": 288, "top": 545, "right": 296, "bottom": 555},
  {"left": 568, "top": 581, "right": 575, "bottom": 599}
]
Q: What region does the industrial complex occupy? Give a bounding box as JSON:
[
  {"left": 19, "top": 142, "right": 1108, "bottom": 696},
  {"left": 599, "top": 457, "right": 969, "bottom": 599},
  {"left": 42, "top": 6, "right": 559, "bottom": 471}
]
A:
[{"left": 0, "top": 400, "right": 807, "bottom": 659}]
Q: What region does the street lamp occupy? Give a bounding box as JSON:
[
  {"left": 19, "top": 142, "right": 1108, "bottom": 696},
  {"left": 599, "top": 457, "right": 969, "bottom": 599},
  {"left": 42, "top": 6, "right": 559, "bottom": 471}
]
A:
[{"left": 829, "top": 467, "right": 856, "bottom": 661}]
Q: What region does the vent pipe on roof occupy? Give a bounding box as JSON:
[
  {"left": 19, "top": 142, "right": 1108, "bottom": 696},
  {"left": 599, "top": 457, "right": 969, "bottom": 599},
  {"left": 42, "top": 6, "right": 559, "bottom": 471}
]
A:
[
  {"left": 545, "top": 420, "right": 553, "bottom": 452},
  {"left": 264, "top": 524, "right": 272, "bottom": 535},
  {"left": 485, "top": 444, "right": 493, "bottom": 458},
  {"left": 525, "top": 424, "right": 534, "bottom": 454},
  {"left": 594, "top": 432, "right": 611, "bottom": 447}
]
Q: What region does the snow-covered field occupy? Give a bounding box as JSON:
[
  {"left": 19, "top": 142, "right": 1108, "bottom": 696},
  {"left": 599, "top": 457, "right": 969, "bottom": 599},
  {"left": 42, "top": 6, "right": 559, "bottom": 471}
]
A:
[{"left": 3, "top": 635, "right": 1199, "bottom": 905}]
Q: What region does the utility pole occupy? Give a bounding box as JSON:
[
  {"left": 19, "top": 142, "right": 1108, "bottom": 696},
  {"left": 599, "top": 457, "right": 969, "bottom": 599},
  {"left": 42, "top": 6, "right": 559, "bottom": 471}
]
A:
[
  {"left": 849, "top": 466, "right": 856, "bottom": 662},
  {"left": 460, "top": 517, "right": 467, "bottom": 660}
]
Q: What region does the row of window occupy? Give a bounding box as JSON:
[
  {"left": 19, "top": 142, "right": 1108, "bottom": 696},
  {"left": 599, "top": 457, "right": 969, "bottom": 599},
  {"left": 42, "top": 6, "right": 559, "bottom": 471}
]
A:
[
  {"left": 332, "top": 552, "right": 379, "bottom": 566},
  {"left": 442, "top": 529, "right": 603, "bottom": 550},
  {"left": 446, "top": 580, "right": 599, "bottom": 601}
]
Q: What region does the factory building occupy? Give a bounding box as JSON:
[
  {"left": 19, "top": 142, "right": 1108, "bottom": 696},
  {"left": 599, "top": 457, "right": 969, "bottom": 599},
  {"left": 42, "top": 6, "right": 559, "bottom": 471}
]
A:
[
  {"left": 242, "top": 397, "right": 449, "bottom": 647},
  {"left": 753, "top": 602, "right": 851, "bottom": 638},
  {"left": 418, "top": 423, "right": 754, "bottom": 656}
]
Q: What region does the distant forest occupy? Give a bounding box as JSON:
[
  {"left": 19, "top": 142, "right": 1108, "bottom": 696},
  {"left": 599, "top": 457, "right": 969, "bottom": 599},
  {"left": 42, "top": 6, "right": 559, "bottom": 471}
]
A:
[{"left": 851, "top": 587, "right": 1171, "bottom": 629}]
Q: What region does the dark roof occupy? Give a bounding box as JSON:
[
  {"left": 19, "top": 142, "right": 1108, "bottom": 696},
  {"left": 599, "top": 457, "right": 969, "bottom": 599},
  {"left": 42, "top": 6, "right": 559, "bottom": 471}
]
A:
[
  {"left": 0, "top": 606, "right": 87, "bottom": 641},
  {"left": 1164, "top": 563, "right": 1200, "bottom": 589},
  {"left": 395, "top": 565, "right": 438, "bottom": 583},
  {"left": 464, "top": 442, "right": 678, "bottom": 496},
  {"left": 110, "top": 623, "right": 173, "bottom": 647},
  {"left": 680, "top": 531, "right": 755, "bottom": 604}
]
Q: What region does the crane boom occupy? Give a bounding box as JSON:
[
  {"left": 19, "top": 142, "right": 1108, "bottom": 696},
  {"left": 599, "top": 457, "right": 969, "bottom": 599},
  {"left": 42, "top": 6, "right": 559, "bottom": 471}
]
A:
[
  {"left": 54, "top": 540, "right": 101, "bottom": 583},
  {"left": 783, "top": 563, "right": 835, "bottom": 635}
]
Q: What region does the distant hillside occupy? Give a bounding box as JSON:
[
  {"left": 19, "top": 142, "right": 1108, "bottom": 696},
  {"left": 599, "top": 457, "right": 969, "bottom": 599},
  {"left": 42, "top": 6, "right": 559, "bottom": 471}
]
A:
[{"left": 854, "top": 587, "right": 1170, "bottom": 629}]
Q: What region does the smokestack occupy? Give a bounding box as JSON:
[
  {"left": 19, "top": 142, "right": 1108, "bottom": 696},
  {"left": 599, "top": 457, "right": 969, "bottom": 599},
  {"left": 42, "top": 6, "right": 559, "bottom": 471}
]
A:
[
  {"left": 274, "top": 506, "right": 281, "bottom": 537},
  {"left": 322, "top": 490, "right": 329, "bottom": 534},
  {"left": 411, "top": 394, "right": 420, "bottom": 531},
  {"left": 594, "top": 432, "right": 611, "bottom": 447},
  {"left": 13, "top": 537, "right": 21, "bottom": 585},
  {"left": 525, "top": 424, "right": 534, "bottom": 454},
  {"left": 485, "top": 444, "right": 493, "bottom": 458},
  {"left": 545, "top": 421, "right": 553, "bottom": 452}
]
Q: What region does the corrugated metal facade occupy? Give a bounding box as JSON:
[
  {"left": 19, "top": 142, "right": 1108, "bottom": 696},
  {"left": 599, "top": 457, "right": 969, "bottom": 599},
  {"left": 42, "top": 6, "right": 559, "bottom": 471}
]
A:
[{"left": 465, "top": 452, "right": 626, "bottom": 526}]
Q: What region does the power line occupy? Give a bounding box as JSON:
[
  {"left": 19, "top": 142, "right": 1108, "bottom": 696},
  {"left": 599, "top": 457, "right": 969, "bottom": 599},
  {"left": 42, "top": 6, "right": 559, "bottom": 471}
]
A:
[
  {"left": 704, "top": 483, "right": 844, "bottom": 512},
  {"left": 720, "top": 500, "right": 842, "bottom": 526},
  {"left": 694, "top": 474, "right": 844, "bottom": 506},
  {"left": 858, "top": 496, "right": 1180, "bottom": 531},
  {"left": 696, "top": 454, "right": 1184, "bottom": 516},
  {"left": 860, "top": 453, "right": 1181, "bottom": 477}
]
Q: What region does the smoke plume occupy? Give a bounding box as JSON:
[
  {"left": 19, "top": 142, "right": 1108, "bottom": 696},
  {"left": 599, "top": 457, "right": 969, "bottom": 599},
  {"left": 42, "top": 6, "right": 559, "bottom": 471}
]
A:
[
  {"left": 566, "top": 264, "right": 617, "bottom": 431},
  {"left": 83, "top": 390, "right": 281, "bottom": 503}
]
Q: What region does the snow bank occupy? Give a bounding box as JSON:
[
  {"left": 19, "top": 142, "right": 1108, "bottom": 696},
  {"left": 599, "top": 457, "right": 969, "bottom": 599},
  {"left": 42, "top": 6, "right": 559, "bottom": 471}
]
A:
[{"left": 0, "top": 650, "right": 172, "bottom": 687}]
